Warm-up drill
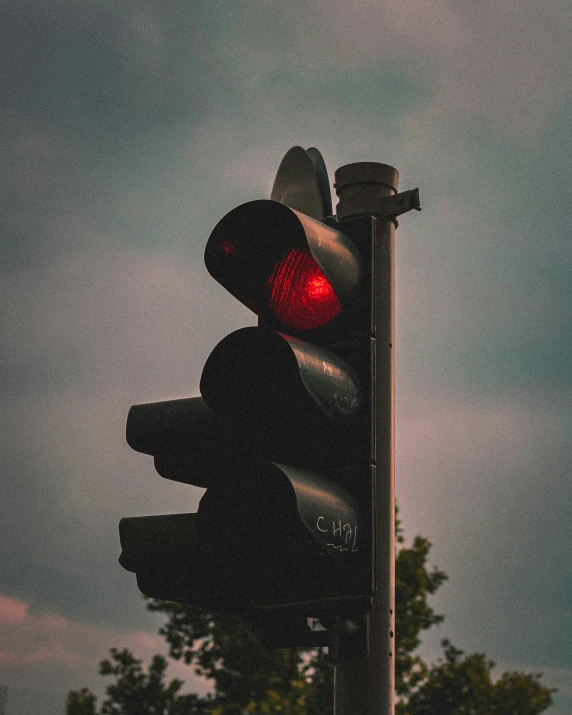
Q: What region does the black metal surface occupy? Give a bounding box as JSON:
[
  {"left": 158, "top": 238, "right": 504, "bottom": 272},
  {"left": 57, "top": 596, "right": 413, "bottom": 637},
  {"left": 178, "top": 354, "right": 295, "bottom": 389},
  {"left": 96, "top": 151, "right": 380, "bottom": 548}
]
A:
[
  {"left": 120, "top": 456, "right": 371, "bottom": 613},
  {"left": 241, "top": 610, "right": 331, "bottom": 649},
  {"left": 306, "top": 147, "right": 333, "bottom": 217},
  {"left": 127, "top": 397, "right": 253, "bottom": 488},
  {"left": 120, "top": 167, "right": 382, "bottom": 649},
  {"left": 204, "top": 200, "right": 361, "bottom": 329},
  {"left": 200, "top": 327, "right": 360, "bottom": 426},
  {"left": 118, "top": 513, "right": 236, "bottom": 610},
  {"left": 196, "top": 462, "right": 366, "bottom": 569},
  {"left": 270, "top": 146, "right": 333, "bottom": 220}
]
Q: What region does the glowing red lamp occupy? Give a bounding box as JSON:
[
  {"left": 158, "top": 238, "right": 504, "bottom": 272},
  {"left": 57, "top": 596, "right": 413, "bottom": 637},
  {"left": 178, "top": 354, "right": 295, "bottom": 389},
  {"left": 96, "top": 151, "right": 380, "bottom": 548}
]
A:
[
  {"left": 204, "top": 200, "right": 360, "bottom": 332},
  {"left": 267, "top": 248, "right": 342, "bottom": 330}
]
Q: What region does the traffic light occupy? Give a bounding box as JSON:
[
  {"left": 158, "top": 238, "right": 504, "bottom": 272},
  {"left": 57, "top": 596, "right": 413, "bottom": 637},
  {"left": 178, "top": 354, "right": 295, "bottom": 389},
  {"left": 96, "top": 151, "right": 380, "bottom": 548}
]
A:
[
  {"left": 119, "top": 147, "right": 419, "bottom": 649},
  {"left": 196, "top": 197, "right": 375, "bottom": 615}
]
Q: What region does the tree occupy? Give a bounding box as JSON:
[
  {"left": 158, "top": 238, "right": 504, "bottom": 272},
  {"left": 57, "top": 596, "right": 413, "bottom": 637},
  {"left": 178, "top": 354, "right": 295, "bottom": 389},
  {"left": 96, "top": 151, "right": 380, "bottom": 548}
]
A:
[
  {"left": 394, "top": 520, "right": 447, "bottom": 697},
  {"left": 66, "top": 648, "right": 203, "bottom": 715},
  {"left": 401, "top": 640, "right": 556, "bottom": 715},
  {"left": 68, "top": 519, "right": 555, "bottom": 714},
  {"left": 66, "top": 688, "right": 97, "bottom": 715}
]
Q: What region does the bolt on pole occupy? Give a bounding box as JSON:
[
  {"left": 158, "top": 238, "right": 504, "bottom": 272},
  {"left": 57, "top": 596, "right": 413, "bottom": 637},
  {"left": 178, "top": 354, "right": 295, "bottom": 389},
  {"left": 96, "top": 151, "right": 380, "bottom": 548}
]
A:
[{"left": 333, "top": 162, "right": 420, "bottom": 715}]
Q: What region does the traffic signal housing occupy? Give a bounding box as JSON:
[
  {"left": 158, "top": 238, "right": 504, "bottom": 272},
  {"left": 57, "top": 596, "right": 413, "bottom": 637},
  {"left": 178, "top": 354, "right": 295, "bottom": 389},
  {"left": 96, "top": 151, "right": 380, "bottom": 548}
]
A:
[
  {"left": 120, "top": 149, "right": 385, "bottom": 644},
  {"left": 203, "top": 200, "right": 375, "bottom": 619}
]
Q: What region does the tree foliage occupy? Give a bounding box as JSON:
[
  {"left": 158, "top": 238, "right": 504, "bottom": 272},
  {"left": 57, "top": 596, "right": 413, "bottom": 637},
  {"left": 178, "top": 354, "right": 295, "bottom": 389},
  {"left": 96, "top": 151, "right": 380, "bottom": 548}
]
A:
[
  {"left": 394, "top": 519, "right": 447, "bottom": 697},
  {"left": 66, "top": 687, "right": 97, "bottom": 715},
  {"left": 68, "top": 517, "right": 555, "bottom": 714},
  {"left": 401, "top": 640, "right": 556, "bottom": 715},
  {"left": 66, "top": 648, "right": 203, "bottom": 715}
]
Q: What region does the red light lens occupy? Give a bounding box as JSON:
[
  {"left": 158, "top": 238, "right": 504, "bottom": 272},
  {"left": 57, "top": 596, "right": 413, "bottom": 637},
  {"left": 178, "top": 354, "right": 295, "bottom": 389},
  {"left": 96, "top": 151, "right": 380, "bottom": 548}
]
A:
[{"left": 267, "top": 248, "right": 342, "bottom": 329}]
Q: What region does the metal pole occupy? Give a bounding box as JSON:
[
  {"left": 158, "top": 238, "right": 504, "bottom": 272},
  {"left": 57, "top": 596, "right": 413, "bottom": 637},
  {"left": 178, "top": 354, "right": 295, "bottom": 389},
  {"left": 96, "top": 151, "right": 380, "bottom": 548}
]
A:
[{"left": 333, "top": 162, "right": 403, "bottom": 715}]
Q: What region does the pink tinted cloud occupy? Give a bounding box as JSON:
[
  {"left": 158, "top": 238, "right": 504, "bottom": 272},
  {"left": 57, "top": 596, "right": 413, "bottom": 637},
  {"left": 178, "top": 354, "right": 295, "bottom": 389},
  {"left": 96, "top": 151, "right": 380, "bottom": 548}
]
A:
[
  {"left": 0, "top": 595, "right": 28, "bottom": 624},
  {"left": 0, "top": 596, "right": 87, "bottom": 667},
  {"left": 0, "top": 643, "right": 78, "bottom": 667},
  {"left": 0, "top": 596, "right": 106, "bottom": 667},
  {"left": 0, "top": 594, "right": 210, "bottom": 695}
]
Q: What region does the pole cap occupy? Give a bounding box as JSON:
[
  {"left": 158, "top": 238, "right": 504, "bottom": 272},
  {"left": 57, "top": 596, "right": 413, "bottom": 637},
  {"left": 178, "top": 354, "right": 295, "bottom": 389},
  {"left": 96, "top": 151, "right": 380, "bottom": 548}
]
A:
[{"left": 334, "top": 162, "right": 399, "bottom": 220}]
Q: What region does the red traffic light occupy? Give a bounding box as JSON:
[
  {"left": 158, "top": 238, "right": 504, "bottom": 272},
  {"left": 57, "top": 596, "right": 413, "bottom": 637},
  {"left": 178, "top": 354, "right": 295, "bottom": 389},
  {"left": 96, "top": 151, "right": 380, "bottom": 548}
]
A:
[
  {"left": 204, "top": 200, "right": 360, "bottom": 331},
  {"left": 268, "top": 247, "right": 341, "bottom": 329}
]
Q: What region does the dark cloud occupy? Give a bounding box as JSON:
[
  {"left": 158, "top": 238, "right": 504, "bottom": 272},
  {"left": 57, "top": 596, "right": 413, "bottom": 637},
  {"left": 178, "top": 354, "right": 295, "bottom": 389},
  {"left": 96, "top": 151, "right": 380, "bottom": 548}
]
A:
[
  {"left": 0, "top": 0, "right": 232, "bottom": 272},
  {"left": 0, "top": 0, "right": 215, "bottom": 140}
]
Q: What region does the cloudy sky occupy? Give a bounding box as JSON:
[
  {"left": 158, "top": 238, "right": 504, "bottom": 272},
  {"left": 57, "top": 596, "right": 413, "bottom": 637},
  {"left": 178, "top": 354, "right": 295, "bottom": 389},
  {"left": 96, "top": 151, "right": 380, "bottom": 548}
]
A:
[{"left": 1, "top": 1, "right": 571, "bottom": 713}]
